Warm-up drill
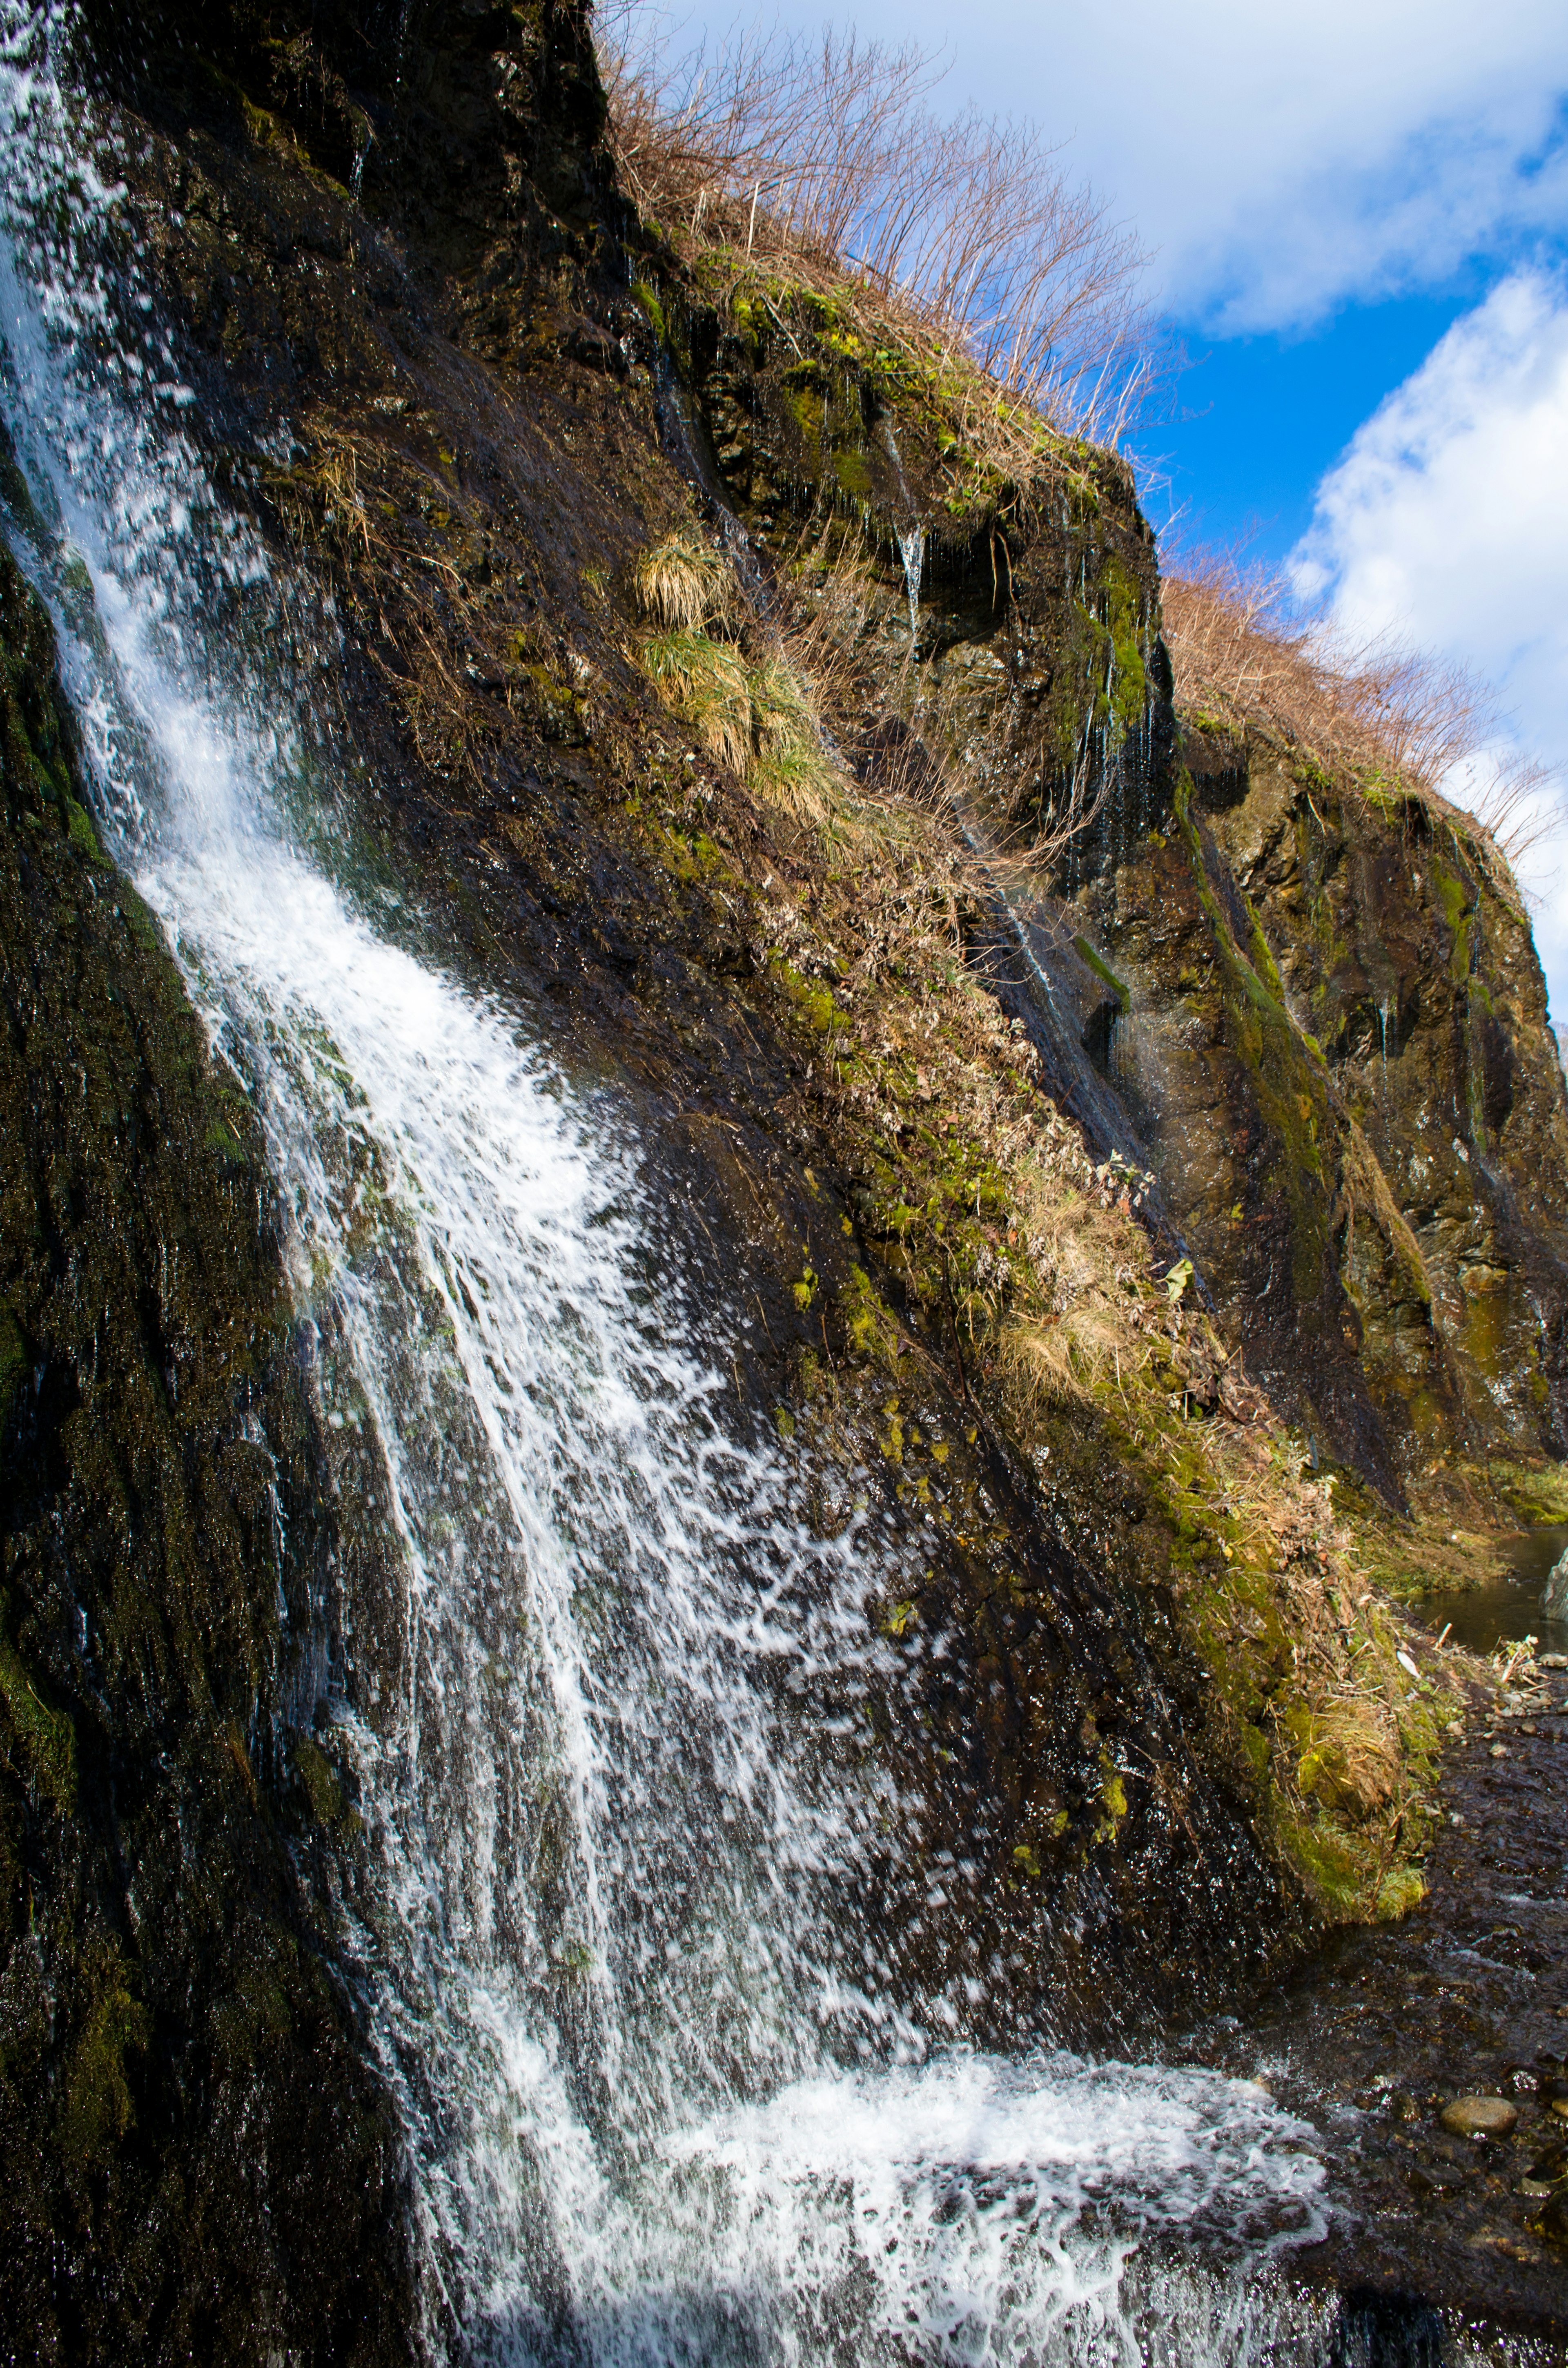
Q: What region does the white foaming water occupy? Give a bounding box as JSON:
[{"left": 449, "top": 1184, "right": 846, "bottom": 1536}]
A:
[{"left": 0, "top": 16, "right": 1327, "bottom": 2359}]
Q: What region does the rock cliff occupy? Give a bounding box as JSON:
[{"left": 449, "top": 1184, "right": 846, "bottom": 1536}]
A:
[{"left": 0, "top": 0, "right": 1563, "bottom": 2350}]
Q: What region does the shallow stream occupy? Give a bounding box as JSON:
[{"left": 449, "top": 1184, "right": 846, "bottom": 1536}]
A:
[{"left": 1417, "top": 1532, "right": 1568, "bottom": 1662}]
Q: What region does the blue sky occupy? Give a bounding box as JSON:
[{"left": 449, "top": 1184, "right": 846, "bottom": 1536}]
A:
[
  {"left": 626, "top": 0, "right": 1568, "bottom": 1025},
  {"left": 1146, "top": 294, "right": 1482, "bottom": 565}
]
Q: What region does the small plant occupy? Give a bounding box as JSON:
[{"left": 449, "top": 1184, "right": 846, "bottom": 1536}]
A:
[
  {"left": 633, "top": 533, "right": 735, "bottom": 632},
  {"left": 637, "top": 611, "right": 838, "bottom": 820}
]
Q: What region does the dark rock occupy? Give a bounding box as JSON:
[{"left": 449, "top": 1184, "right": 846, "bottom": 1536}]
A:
[
  {"left": 0, "top": 547, "right": 416, "bottom": 2357},
  {"left": 1327, "top": 2286, "right": 1444, "bottom": 2368},
  {"left": 1528, "top": 2181, "right": 1568, "bottom": 2245},
  {"left": 1411, "top": 2160, "right": 1469, "bottom": 2191}
]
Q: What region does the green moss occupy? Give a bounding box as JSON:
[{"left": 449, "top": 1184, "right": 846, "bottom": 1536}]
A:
[
  {"left": 773, "top": 957, "right": 842, "bottom": 1036},
  {"left": 840, "top": 1264, "right": 903, "bottom": 1370},
  {"left": 60, "top": 1939, "right": 151, "bottom": 2167},
  {"left": 205, "top": 1116, "right": 251, "bottom": 1166},
  {"left": 1492, "top": 1461, "right": 1568, "bottom": 1525},
  {"left": 1093, "top": 1752, "right": 1129, "bottom": 1843},
  {"left": 1375, "top": 1863, "right": 1429, "bottom": 1920},
  {"left": 631, "top": 279, "right": 666, "bottom": 343},
  {"left": 65, "top": 796, "right": 102, "bottom": 860},
  {"left": 0, "top": 1611, "right": 76, "bottom": 1813},
  {"left": 1073, "top": 936, "right": 1130, "bottom": 1010},
  {"left": 1281, "top": 1813, "right": 1368, "bottom": 1919},
  {"left": 833, "top": 444, "right": 873, "bottom": 500},
  {"left": 1101, "top": 552, "right": 1149, "bottom": 738}
]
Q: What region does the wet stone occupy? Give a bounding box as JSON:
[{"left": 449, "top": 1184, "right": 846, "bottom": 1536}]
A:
[
  {"left": 1529, "top": 2185, "right": 1568, "bottom": 2245},
  {"left": 1412, "top": 2162, "right": 1468, "bottom": 2193},
  {"left": 1439, "top": 2095, "right": 1519, "bottom": 2137}
]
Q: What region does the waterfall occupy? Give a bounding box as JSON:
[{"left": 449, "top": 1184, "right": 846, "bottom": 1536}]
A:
[{"left": 0, "top": 16, "right": 1331, "bottom": 2360}]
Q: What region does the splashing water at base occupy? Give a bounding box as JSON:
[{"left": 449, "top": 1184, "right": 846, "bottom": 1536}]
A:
[{"left": 0, "top": 16, "right": 1330, "bottom": 2358}]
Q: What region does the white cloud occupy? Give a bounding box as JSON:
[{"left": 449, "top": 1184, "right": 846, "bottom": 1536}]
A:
[
  {"left": 1292, "top": 270, "right": 1568, "bottom": 1023},
  {"left": 629, "top": 0, "right": 1568, "bottom": 328}
]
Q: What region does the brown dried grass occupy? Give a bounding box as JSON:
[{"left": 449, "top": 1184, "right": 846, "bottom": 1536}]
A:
[
  {"left": 1163, "top": 551, "right": 1565, "bottom": 873},
  {"left": 633, "top": 532, "right": 735, "bottom": 632},
  {"left": 598, "top": 18, "right": 1152, "bottom": 444}
]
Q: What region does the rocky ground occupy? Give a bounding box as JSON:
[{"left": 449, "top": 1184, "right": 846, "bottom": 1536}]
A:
[{"left": 1194, "top": 1645, "right": 1568, "bottom": 2348}]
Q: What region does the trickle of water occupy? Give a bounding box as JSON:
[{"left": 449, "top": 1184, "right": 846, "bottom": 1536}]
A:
[
  {"left": 0, "top": 14, "right": 1330, "bottom": 2359},
  {"left": 898, "top": 521, "right": 925, "bottom": 654},
  {"left": 350, "top": 127, "right": 374, "bottom": 200}
]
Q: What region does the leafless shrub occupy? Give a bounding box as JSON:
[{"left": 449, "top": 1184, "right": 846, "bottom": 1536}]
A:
[
  {"left": 598, "top": 19, "right": 1152, "bottom": 442},
  {"left": 1163, "top": 551, "right": 1565, "bottom": 875}
]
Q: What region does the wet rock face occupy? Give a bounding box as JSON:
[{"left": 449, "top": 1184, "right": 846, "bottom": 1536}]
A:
[
  {"left": 1060, "top": 742, "right": 1568, "bottom": 1488},
  {"left": 75, "top": 0, "right": 615, "bottom": 337},
  {"left": 0, "top": 546, "right": 416, "bottom": 2361},
  {"left": 1204, "top": 759, "right": 1568, "bottom": 1460},
  {"left": 1125, "top": 745, "right": 1568, "bottom": 1480},
  {"left": 1063, "top": 792, "right": 1417, "bottom": 1495}
]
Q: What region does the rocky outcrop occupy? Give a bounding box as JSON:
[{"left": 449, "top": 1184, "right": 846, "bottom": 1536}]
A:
[
  {"left": 1054, "top": 736, "right": 1568, "bottom": 1501},
  {"left": 662, "top": 264, "right": 1568, "bottom": 1510}
]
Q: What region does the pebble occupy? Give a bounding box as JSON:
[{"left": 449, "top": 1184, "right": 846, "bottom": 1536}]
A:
[
  {"left": 1439, "top": 2095, "right": 1519, "bottom": 2137},
  {"left": 1490, "top": 1743, "right": 1510, "bottom": 1758},
  {"left": 1540, "top": 1653, "right": 1568, "bottom": 1670}
]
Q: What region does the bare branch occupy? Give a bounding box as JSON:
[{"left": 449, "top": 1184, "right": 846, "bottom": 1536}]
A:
[{"left": 598, "top": 20, "right": 1153, "bottom": 444}]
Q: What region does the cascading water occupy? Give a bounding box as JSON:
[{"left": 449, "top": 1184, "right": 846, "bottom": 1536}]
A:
[{"left": 0, "top": 16, "right": 1344, "bottom": 2360}]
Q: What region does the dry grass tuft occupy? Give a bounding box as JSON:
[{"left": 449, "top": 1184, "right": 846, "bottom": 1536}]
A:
[
  {"left": 637, "top": 606, "right": 840, "bottom": 822},
  {"left": 633, "top": 533, "right": 735, "bottom": 632},
  {"left": 598, "top": 18, "right": 1152, "bottom": 443},
  {"left": 1164, "top": 552, "right": 1564, "bottom": 874}
]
